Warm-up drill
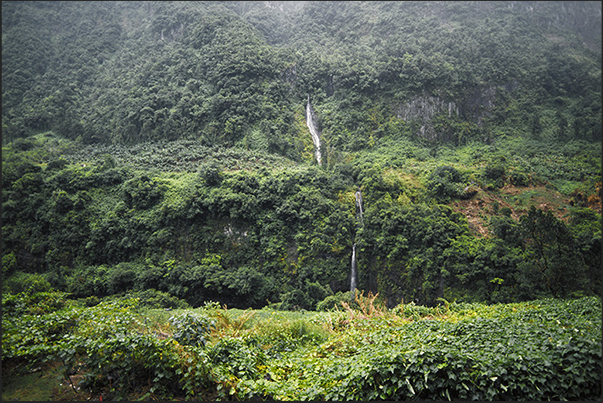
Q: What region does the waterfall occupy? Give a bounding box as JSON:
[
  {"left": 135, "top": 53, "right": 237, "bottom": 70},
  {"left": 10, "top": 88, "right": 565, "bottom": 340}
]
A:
[
  {"left": 355, "top": 190, "right": 364, "bottom": 225},
  {"left": 350, "top": 189, "right": 364, "bottom": 296},
  {"left": 350, "top": 243, "right": 357, "bottom": 294},
  {"left": 305, "top": 95, "right": 322, "bottom": 166}
]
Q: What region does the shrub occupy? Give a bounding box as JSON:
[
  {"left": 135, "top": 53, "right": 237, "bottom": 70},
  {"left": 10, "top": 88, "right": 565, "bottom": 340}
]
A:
[
  {"left": 427, "top": 165, "right": 467, "bottom": 200},
  {"left": 2, "top": 271, "right": 53, "bottom": 295},
  {"left": 278, "top": 289, "right": 308, "bottom": 311},
  {"left": 509, "top": 170, "right": 529, "bottom": 187},
  {"left": 63, "top": 332, "right": 184, "bottom": 400},
  {"left": 484, "top": 160, "right": 506, "bottom": 181},
  {"left": 168, "top": 312, "right": 216, "bottom": 347},
  {"left": 500, "top": 206, "right": 513, "bottom": 217},
  {"left": 2, "top": 252, "right": 17, "bottom": 277},
  {"left": 111, "top": 289, "right": 190, "bottom": 309},
  {"left": 317, "top": 291, "right": 359, "bottom": 311},
  {"left": 305, "top": 280, "right": 333, "bottom": 310},
  {"left": 198, "top": 161, "right": 223, "bottom": 186},
  {"left": 483, "top": 158, "right": 507, "bottom": 189},
  {"left": 208, "top": 336, "right": 266, "bottom": 379}
]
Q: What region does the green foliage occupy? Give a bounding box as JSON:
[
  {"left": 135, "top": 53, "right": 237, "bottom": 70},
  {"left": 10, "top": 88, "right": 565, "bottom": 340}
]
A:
[
  {"left": 520, "top": 206, "right": 589, "bottom": 297},
  {"left": 316, "top": 291, "right": 358, "bottom": 312},
  {"left": 1, "top": 2, "right": 601, "bottom": 399},
  {"left": 427, "top": 165, "right": 469, "bottom": 200},
  {"left": 208, "top": 336, "right": 266, "bottom": 380},
  {"left": 2, "top": 292, "right": 601, "bottom": 401},
  {"left": 3, "top": 1, "right": 601, "bottom": 151},
  {"left": 198, "top": 161, "right": 224, "bottom": 186},
  {"left": 2, "top": 129, "right": 600, "bottom": 311},
  {"left": 112, "top": 289, "right": 190, "bottom": 310},
  {"left": 122, "top": 175, "right": 163, "bottom": 209},
  {"left": 483, "top": 157, "right": 507, "bottom": 189},
  {"left": 1, "top": 290, "right": 73, "bottom": 318},
  {"left": 240, "top": 297, "right": 602, "bottom": 401},
  {"left": 2, "top": 271, "right": 53, "bottom": 295},
  {"left": 168, "top": 311, "right": 216, "bottom": 347},
  {"left": 1, "top": 0, "right": 601, "bottom": 325}
]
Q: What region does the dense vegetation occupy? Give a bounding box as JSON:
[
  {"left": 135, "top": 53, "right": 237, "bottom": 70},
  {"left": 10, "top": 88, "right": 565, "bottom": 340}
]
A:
[
  {"left": 3, "top": 132, "right": 601, "bottom": 310},
  {"left": 2, "top": 1, "right": 602, "bottom": 400},
  {"left": 3, "top": 1, "right": 602, "bottom": 152},
  {"left": 2, "top": 292, "right": 601, "bottom": 400}
]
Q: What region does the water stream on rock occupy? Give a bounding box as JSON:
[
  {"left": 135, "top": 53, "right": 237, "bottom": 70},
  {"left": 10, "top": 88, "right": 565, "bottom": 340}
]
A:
[
  {"left": 350, "top": 190, "right": 364, "bottom": 295},
  {"left": 305, "top": 95, "right": 322, "bottom": 166},
  {"left": 355, "top": 190, "right": 364, "bottom": 225}
]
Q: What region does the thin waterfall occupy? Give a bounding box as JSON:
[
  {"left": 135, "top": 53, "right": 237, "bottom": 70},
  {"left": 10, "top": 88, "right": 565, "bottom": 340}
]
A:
[
  {"left": 305, "top": 95, "right": 322, "bottom": 166},
  {"left": 350, "top": 189, "right": 364, "bottom": 296},
  {"left": 355, "top": 190, "right": 363, "bottom": 225},
  {"left": 350, "top": 243, "right": 357, "bottom": 294}
]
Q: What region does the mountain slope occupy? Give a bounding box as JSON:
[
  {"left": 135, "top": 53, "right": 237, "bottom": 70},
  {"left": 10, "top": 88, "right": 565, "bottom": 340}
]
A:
[
  {"left": 2, "top": 1, "right": 601, "bottom": 155},
  {"left": 1, "top": 1, "right": 601, "bottom": 308}
]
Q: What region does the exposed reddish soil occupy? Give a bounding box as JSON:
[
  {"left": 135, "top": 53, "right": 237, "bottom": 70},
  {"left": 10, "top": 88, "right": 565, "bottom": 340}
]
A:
[{"left": 450, "top": 184, "right": 588, "bottom": 237}]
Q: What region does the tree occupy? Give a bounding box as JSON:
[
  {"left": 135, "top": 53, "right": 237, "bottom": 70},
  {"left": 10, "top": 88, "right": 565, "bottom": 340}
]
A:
[{"left": 520, "top": 207, "right": 588, "bottom": 297}]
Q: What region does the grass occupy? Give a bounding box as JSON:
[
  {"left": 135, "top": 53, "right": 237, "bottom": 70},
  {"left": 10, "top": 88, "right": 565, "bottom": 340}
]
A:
[
  {"left": 2, "top": 293, "right": 601, "bottom": 401},
  {"left": 1, "top": 361, "right": 85, "bottom": 401}
]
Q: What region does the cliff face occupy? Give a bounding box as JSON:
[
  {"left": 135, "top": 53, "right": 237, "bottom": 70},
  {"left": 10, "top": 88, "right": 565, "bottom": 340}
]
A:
[
  {"left": 394, "top": 81, "right": 520, "bottom": 141},
  {"left": 395, "top": 93, "right": 460, "bottom": 141}
]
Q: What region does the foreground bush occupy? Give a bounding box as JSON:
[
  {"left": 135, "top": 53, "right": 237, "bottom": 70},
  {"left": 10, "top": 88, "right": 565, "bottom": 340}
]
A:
[
  {"left": 2, "top": 293, "right": 601, "bottom": 400},
  {"left": 239, "top": 297, "right": 602, "bottom": 401}
]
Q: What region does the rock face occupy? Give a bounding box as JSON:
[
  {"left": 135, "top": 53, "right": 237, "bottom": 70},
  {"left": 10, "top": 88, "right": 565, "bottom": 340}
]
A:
[
  {"left": 395, "top": 92, "right": 461, "bottom": 141},
  {"left": 396, "top": 81, "right": 519, "bottom": 141},
  {"left": 395, "top": 93, "right": 459, "bottom": 140}
]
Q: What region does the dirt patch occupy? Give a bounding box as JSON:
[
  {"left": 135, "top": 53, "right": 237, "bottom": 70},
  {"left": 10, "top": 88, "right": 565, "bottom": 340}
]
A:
[{"left": 450, "top": 184, "right": 575, "bottom": 237}]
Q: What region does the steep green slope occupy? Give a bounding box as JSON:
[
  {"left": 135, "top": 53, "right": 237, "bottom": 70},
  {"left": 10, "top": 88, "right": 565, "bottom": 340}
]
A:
[
  {"left": 1, "top": 1, "right": 601, "bottom": 308},
  {"left": 2, "top": 1, "right": 601, "bottom": 155}
]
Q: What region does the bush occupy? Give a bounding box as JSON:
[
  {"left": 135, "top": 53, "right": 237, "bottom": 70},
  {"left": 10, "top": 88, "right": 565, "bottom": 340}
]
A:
[
  {"left": 509, "top": 170, "right": 530, "bottom": 187},
  {"left": 427, "top": 165, "right": 467, "bottom": 200},
  {"left": 208, "top": 336, "right": 266, "bottom": 379},
  {"left": 278, "top": 289, "right": 308, "bottom": 311},
  {"left": 316, "top": 291, "right": 359, "bottom": 311},
  {"left": 500, "top": 206, "right": 513, "bottom": 217},
  {"left": 107, "top": 263, "right": 138, "bottom": 294},
  {"left": 198, "top": 161, "right": 223, "bottom": 186},
  {"left": 483, "top": 158, "right": 506, "bottom": 189},
  {"left": 3, "top": 271, "right": 54, "bottom": 295},
  {"left": 1, "top": 290, "right": 72, "bottom": 317},
  {"left": 117, "top": 289, "right": 190, "bottom": 309},
  {"left": 2, "top": 252, "right": 17, "bottom": 277},
  {"left": 168, "top": 312, "right": 216, "bottom": 347},
  {"left": 305, "top": 280, "right": 333, "bottom": 310}
]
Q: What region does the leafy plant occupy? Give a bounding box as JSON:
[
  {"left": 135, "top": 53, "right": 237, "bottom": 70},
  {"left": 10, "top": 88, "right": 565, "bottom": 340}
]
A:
[{"left": 168, "top": 311, "right": 216, "bottom": 347}]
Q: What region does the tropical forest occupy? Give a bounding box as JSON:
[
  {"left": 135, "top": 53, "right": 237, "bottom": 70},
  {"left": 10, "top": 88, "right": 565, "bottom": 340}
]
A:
[{"left": 1, "top": 1, "right": 602, "bottom": 400}]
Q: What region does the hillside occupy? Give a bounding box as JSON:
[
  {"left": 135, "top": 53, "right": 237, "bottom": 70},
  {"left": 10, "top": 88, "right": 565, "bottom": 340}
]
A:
[
  {"left": 2, "top": 1, "right": 602, "bottom": 309},
  {"left": 3, "top": 1, "right": 602, "bottom": 150},
  {"left": 2, "top": 1, "right": 602, "bottom": 401}
]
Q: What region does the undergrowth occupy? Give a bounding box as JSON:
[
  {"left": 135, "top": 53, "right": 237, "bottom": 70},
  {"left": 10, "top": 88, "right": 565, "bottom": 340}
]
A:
[{"left": 2, "top": 291, "right": 601, "bottom": 401}]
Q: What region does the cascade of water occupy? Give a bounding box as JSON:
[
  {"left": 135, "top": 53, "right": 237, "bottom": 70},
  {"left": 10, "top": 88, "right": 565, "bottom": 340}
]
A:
[
  {"left": 305, "top": 95, "right": 322, "bottom": 166},
  {"left": 350, "top": 189, "right": 364, "bottom": 295},
  {"left": 350, "top": 243, "right": 357, "bottom": 294},
  {"left": 355, "top": 190, "right": 363, "bottom": 225}
]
